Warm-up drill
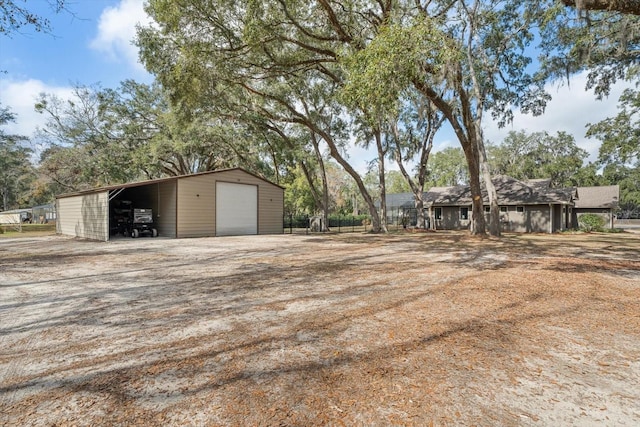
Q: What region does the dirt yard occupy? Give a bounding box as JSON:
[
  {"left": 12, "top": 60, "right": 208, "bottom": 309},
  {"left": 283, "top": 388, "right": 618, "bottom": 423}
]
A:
[{"left": 1, "top": 231, "right": 639, "bottom": 426}]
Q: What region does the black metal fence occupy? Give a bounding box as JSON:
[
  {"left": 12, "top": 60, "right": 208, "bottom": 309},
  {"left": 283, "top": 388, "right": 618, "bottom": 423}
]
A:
[
  {"left": 283, "top": 208, "right": 429, "bottom": 234},
  {"left": 284, "top": 214, "right": 373, "bottom": 234}
]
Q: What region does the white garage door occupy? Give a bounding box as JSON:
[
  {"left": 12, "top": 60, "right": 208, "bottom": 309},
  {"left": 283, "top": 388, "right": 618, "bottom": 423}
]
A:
[{"left": 216, "top": 182, "right": 258, "bottom": 236}]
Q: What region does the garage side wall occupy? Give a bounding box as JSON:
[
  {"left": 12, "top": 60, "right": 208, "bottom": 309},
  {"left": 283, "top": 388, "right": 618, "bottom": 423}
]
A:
[
  {"left": 176, "top": 170, "right": 284, "bottom": 238},
  {"left": 57, "top": 192, "right": 109, "bottom": 241},
  {"left": 157, "top": 181, "right": 177, "bottom": 237},
  {"left": 176, "top": 175, "right": 216, "bottom": 238}
]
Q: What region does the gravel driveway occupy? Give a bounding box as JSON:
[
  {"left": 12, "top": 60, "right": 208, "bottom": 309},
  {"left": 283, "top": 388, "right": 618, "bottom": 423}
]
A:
[{"left": 1, "top": 232, "right": 639, "bottom": 426}]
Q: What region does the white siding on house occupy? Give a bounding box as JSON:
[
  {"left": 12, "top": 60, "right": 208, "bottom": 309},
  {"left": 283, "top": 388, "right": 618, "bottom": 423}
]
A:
[{"left": 57, "top": 192, "right": 109, "bottom": 241}]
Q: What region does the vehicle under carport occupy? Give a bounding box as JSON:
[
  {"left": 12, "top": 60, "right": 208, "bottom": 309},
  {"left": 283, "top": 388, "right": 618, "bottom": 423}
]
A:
[{"left": 55, "top": 168, "right": 284, "bottom": 241}]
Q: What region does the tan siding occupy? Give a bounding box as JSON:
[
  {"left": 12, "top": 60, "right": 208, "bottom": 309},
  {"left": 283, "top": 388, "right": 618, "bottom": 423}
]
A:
[
  {"left": 176, "top": 169, "right": 283, "bottom": 237},
  {"left": 57, "top": 192, "right": 108, "bottom": 241},
  {"left": 213, "top": 170, "right": 283, "bottom": 235},
  {"left": 177, "top": 175, "right": 216, "bottom": 238},
  {"left": 157, "top": 181, "right": 177, "bottom": 237},
  {"left": 258, "top": 180, "right": 284, "bottom": 235}
]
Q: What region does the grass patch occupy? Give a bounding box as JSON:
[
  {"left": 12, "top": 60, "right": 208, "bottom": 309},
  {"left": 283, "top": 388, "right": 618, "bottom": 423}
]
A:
[{"left": 0, "top": 223, "right": 56, "bottom": 238}]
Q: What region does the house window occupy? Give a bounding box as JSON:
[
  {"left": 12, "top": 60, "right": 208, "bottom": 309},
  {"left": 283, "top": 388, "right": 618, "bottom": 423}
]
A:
[
  {"left": 434, "top": 207, "right": 442, "bottom": 220},
  {"left": 500, "top": 206, "right": 508, "bottom": 213},
  {"left": 516, "top": 206, "right": 524, "bottom": 213},
  {"left": 484, "top": 206, "right": 491, "bottom": 213},
  {"left": 460, "top": 207, "right": 469, "bottom": 220}
]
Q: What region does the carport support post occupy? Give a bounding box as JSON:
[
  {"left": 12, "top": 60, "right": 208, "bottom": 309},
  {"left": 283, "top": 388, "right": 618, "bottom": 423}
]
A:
[{"left": 549, "top": 204, "right": 553, "bottom": 233}]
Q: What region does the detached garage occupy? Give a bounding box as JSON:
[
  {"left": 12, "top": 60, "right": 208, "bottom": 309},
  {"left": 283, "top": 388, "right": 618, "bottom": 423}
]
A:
[{"left": 56, "top": 168, "right": 284, "bottom": 241}]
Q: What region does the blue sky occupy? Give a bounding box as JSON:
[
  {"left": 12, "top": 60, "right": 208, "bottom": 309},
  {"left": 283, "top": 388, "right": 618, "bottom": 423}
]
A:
[
  {"left": 0, "top": 0, "right": 632, "bottom": 173},
  {"left": 0, "top": 0, "right": 152, "bottom": 139}
]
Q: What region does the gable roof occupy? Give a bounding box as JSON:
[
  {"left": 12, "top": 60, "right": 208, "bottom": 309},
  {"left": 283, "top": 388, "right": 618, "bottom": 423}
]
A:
[
  {"left": 56, "top": 167, "right": 284, "bottom": 199},
  {"left": 423, "top": 176, "right": 573, "bottom": 206},
  {"left": 574, "top": 185, "right": 619, "bottom": 209}
]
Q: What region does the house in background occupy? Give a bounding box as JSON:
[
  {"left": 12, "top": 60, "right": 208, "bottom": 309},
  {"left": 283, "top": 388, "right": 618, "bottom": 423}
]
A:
[
  {"left": 424, "top": 176, "right": 575, "bottom": 233},
  {"left": 384, "top": 176, "right": 619, "bottom": 233}
]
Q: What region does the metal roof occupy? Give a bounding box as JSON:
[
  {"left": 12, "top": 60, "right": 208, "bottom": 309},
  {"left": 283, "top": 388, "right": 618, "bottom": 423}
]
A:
[{"left": 55, "top": 167, "right": 285, "bottom": 199}]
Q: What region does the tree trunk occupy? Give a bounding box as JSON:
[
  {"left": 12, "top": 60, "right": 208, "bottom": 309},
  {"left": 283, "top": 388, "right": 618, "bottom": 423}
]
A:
[
  {"left": 411, "top": 78, "right": 486, "bottom": 235},
  {"left": 311, "top": 133, "right": 330, "bottom": 232},
  {"left": 460, "top": 138, "right": 486, "bottom": 235},
  {"left": 415, "top": 197, "right": 427, "bottom": 229},
  {"left": 318, "top": 130, "right": 382, "bottom": 232},
  {"left": 476, "top": 131, "right": 501, "bottom": 237},
  {"left": 375, "top": 130, "right": 388, "bottom": 233}
]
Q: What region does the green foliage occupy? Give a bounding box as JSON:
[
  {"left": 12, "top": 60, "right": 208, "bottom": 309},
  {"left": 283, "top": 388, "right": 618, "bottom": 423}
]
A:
[
  {"left": 283, "top": 165, "right": 317, "bottom": 215},
  {"left": 339, "top": 16, "right": 455, "bottom": 121},
  {"left": 386, "top": 170, "right": 412, "bottom": 194},
  {"left": 537, "top": 1, "right": 640, "bottom": 98},
  {"left": 588, "top": 69, "right": 640, "bottom": 166},
  {"left": 489, "top": 130, "right": 588, "bottom": 187},
  {"left": 602, "top": 163, "right": 640, "bottom": 218},
  {"left": 34, "top": 81, "right": 271, "bottom": 197},
  {"left": 0, "top": 104, "right": 36, "bottom": 210},
  {"left": 586, "top": 68, "right": 640, "bottom": 216},
  {"left": 578, "top": 213, "right": 606, "bottom": 232},
  {"left": 427, "top": 147, "right": 469, "bottom": 187}
]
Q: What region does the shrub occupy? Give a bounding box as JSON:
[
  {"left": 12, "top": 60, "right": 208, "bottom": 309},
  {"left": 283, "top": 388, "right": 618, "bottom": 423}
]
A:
[{"left": 578, "top": 213, "right": 605, "bottom": 232}]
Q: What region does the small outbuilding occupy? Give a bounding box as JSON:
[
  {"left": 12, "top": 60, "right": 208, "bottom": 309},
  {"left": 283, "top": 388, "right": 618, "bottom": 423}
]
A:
[
  {"left": 56, "top": 168, "right": 284, "bottom": 241},
  {"left": 573, "top": 185, "right": 620, "bottom": 229}
]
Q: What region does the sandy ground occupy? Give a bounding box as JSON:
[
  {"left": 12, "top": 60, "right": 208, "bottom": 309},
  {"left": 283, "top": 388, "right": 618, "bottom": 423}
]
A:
[{"left": 1, "top": 231, "right": 639, "bottom": 426}]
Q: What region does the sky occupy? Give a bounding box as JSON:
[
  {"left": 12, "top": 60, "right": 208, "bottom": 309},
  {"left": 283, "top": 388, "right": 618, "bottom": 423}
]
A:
[{"left": 0, "top": 0, "right": 633, "bottom": 174}]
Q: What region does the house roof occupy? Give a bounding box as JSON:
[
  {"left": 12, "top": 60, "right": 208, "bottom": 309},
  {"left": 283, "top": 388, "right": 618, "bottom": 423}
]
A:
[
  {"left": 56, "top": 167, "right": 284, "bottom": 199},
  {"left": 423, "top": 176, "right": 573, "bottom": 206},
  {"left": 574, "top": 185, "right": 620, "bottom": 209}
]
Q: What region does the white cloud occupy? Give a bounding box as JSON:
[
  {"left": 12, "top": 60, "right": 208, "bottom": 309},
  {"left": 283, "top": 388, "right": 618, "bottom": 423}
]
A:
[
  {"left": 89, "top": 0, "right": 152, "bottom": 71},
  {"left": 483, "top": 71, "right": 631, "bottom": 163},
  {"left": 0, "top": 78, "right": 74, "bottom": 138},
  {"left": 349, "top": 72, "right": 630, "bottom": 174}
]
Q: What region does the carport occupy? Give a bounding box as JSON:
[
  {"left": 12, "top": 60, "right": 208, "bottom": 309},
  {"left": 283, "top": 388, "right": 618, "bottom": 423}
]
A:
[{"left": 56, "top": 168, "right": 284, "bottom": 241}]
